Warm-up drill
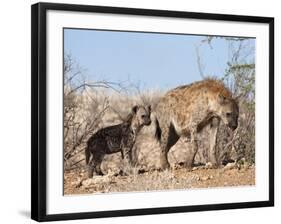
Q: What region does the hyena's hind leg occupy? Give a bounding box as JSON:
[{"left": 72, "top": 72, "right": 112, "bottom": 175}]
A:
[
  {"left": 85, "top": 144, "right": 104, "bottom": 177},
  {"left": 184, "top": 138, "right": 198, "bottom": 169},
  {"left": 91, "top": 151, "right": 105, "bottom": 176},
  {"left": 87, "top": 158, "right": 95, "bottom": 178},
  {"left": 184, "top": 124, "right": 199, "bottom": 170},
  {"left": 158, "top": 123, "right": 180, "bottom": 170},
  {"left": 85, "top": 145, "right": 94, "bottom": 178}
]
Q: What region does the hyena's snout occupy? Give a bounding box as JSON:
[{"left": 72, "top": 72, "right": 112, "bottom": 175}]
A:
[{"left": 144, "top": 116, "right": 152, "bottom": 125}]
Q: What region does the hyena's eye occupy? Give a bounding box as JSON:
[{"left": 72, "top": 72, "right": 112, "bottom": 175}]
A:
[{"left": 141, "top": 115, "right": 147, "bottom": 118}]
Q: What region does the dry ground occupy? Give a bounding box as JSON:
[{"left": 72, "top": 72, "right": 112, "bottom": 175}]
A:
[{"left": 64, "top": 165, "right": 255, "bottom": 195}]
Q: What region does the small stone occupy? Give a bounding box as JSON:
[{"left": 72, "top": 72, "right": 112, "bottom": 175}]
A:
[
  {"left": 201, "top": 175, "right": 212, "bottom": 181},
  {"left": 205, "top": 162, "right": 213, "bottom": 169}
]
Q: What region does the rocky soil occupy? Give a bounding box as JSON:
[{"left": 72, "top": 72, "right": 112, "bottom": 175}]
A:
[{"left": 64, "top": 164, "right": 255, "bottom": 195}]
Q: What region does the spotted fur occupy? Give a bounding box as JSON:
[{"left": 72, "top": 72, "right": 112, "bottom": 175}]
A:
[
  {"left": 85, "top": 105, "right": 151, "bottom": 177},
  {"left": 155, "top": 79, "right": 239, "bottom": 169}
]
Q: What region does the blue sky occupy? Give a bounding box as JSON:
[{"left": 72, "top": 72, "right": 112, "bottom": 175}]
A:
[{"left": 64, "top": 28, "right": 255, "bottom": 91}]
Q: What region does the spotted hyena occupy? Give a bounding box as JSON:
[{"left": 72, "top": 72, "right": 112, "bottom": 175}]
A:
[
  {"left": 154, "top": 79, "right": 239, "bottom": 170},
  {"left": 85, "top": 105, "right": 151, "bottom": 177}
]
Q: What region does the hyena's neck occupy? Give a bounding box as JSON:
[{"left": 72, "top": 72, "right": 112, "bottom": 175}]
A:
[
  {"left": 130, "top": 117, "right": 142, "bottom": 136},
  {"left": 121, "top": 118, "right": 137, "bottom": 136}
]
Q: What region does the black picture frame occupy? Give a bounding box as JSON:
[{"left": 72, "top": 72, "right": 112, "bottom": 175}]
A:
[{"left": 31, "top": 2, "right": 274, "bottom": 222}]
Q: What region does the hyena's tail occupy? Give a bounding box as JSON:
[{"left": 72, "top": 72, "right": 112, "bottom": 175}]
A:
[{"left": 85, "top": 144, "right": 91, "bottom": 165}]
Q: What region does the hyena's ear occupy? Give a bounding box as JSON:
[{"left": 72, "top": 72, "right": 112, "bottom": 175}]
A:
[
  {"left": 132, "top": 105, "right": 139, "bottom": 114},
  {"left": 218, "top": 93, "right": 227, "bottom": 105},
  {"left": 147, "top": 105, "right": 151, "bottom": 113}
]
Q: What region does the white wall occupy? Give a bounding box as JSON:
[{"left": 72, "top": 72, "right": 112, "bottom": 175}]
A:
[{"left": 0, "top": 0, "right": 279, "bottom": 223}]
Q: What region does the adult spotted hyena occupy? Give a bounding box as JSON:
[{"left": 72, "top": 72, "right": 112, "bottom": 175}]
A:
[
  {"left": 155, "top": 79, "right": 239, "bottom": 169},
  {"left": 85, "top": 105, "right": 151, "bottom": 177}
]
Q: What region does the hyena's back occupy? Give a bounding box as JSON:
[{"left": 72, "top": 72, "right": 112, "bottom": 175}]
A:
[
  {"left": 159, "top": 79, "right": 232, "bottom": 110},
  {"left": 156, "top": 79, "right": 233, "bottom": 133},
  {"left": 86, "top": 124, "right": 123, "bottom": 163}
]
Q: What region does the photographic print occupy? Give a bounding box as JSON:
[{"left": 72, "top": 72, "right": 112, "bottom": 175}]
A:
[
  {"left": 63, "top": 29, "right": 256, "bottom": 195},
  {"left": 31, "top": 3, "right": 273, "bottom": 221}
]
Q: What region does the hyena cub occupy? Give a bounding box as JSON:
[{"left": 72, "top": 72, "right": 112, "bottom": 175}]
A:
[{"left": 85, "top": 105, "right": 151, "bottom": 177}]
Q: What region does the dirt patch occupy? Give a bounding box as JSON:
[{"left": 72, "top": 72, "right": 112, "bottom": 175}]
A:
[{"left": 64, "top": 165, "right": 255, "bottom": 195}]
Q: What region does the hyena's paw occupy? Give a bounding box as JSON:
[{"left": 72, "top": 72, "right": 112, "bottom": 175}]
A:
[{"left": 87, "top": 167, "right": 94, "bottom": 178}]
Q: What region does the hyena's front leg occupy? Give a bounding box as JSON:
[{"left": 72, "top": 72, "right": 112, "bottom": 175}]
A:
[
  {"left": 87, "top": 157, "right": 95, "bottom": 178},
  {"left": 209, "top": 117, "right": 220, "bottom": 168},
  {"left": 185, "top": 125, "right": 198, "bottom": 169},
  {"left": 121, "top": 146, "right": 133, "bottom": 175},
  {"left": 159, "top": 143, "right": 170, "bottom": 170}
]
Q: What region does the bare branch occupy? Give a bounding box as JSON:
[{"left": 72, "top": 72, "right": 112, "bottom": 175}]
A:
[{"left": 195, "top": 46, "right": 205, "bottom": 79}]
